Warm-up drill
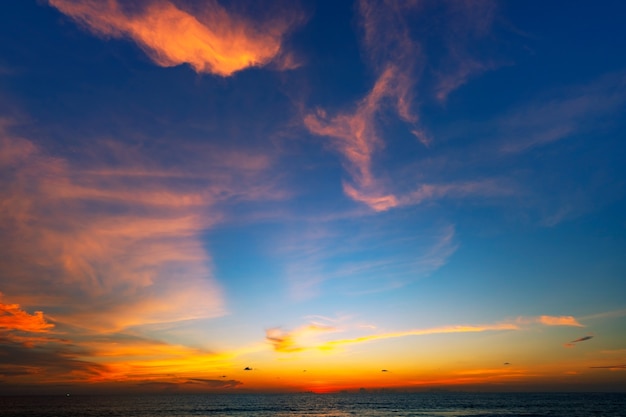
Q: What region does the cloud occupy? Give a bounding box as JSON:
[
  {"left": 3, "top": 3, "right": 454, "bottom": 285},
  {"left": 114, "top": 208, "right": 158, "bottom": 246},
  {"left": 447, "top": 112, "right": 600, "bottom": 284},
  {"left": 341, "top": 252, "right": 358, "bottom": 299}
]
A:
[
  {"left": 0, "top": 120, "right": 280, "bottom": 332},
  {"left": 268, "top": 314, "right": 591, "bottom": 354},
  {"left": 304, "top": 65, "right": 407, "bottom": 211},
  {"left": 0, "top": 298, "right": 58, "bottom": 348},
  {"left": 136, "top": 377, "right": 242, "bottom": 392},
  {"left": 564, "top": 335, "right": 593, "bottom": 348},
  {"left": 303, "top": 0, "right": 422, "bottom": 211},
  {"left": 0, "top": 333, "right": 110, "bottom": 385},
  {"left": 431, "top": 1, "right": 498, "bottom": 102},
  {"left": 304, "top": 1, "right": 505, "bottom": 211},
  {"left": 266, "top": 324, "right": 337, "bottom": 353},
  {"left": 581, "top": 308, "right": 626, "bottom": 321},
  {"left": 279, "top": 222, "right": 458, "bottom": 300},
  {"left": 537, "top": 315, "right": 584, "bottom": 327},
  {"left": 497, "top": 73, "right": 626, "bottom": 154},
  {"left": 358, "top": 0, "right": 500, "bottom": 102},
  {"left": 589, "top": 364, "right": 626, "bottom": 370},
  {"left": 187, "top": 378, "right": 242, "bottom": 388},
  {"left": 0, "top": 317, "right": 249, "bottom": 390},
  {"left": 0, "top": 300, "right": 54, "bottom": 334},
  {"left": 317, "top": 322, "right": 518, "bottom": 351},
  {"left": 0, "top": 133, "right": 224, "bottom": 331},
  {"left": 48, "top": 0, "right": 304, "bottom": 76},
  {"left": 268, "top": 320, "right": 518, "bottom": 354},
  {"left": 429, "top": 72, "right": 626, "bottom": 227}
]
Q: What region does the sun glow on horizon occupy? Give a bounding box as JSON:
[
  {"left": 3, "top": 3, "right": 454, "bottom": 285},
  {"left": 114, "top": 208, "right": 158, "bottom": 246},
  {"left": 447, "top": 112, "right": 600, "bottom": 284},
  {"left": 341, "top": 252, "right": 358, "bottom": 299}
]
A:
[{"left": 0, "top": 0, "right": 625, "bottom": 395}]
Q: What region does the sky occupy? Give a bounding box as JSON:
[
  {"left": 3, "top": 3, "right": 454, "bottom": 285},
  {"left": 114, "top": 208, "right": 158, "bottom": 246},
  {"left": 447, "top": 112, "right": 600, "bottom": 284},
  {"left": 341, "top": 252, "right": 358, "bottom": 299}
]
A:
[{"left": 0, "top": 0, "right": 625, "bottom": 395}]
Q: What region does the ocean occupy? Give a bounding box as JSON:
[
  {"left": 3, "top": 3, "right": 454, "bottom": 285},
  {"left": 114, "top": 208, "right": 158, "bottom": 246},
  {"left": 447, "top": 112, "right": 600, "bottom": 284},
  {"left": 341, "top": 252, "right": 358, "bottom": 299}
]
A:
[{"left": 1, "top": 392, "right": 625, "bottom": 417}]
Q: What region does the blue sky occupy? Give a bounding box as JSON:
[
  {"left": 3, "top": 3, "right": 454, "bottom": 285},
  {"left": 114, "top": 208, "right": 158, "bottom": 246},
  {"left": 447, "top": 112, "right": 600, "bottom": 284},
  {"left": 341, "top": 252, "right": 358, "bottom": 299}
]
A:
[{"left": 0, "top": 0, "right": 625, "bottom": 393}]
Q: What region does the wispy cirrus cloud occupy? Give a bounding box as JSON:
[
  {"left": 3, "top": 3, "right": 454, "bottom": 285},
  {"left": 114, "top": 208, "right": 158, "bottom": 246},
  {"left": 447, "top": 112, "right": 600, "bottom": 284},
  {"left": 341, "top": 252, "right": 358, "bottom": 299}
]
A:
[
  {"left": 304, "top": 66, "right": 407, "bottom": 211},
  {"left": 187, "top": 378, "right": 242, "bottom": 389},
  {"left": 279, "top": 222, "right": 458, "bottom": 300},
  {"left": 0, "top": 121, "right": 280, "bottom": 332},
  {"left": 581, "top": 308, "right": 626, "bottom": 321},
  {"left": 48, "top": 0, "right": 304, "bottom": 76},
  {"left": 267, "top": 314, "right": 582, "bottom": 354},
  {"left": 590, "top": 364, "right": 626, "bottom": 370},
  {"left": 0, "top": 325, "right": 246, "bottom": 391},
  {"left": 498, "top": 73, "right": 626, "bottom": 154},
  {"left": 0, "top": 135, "right": 223, "bottom": 331},
  {"left": 431, "top": 0, "right": 498, "bottom": 102},
  {"left": 304, "top": 0, "right": 503, "bottom": 211}
]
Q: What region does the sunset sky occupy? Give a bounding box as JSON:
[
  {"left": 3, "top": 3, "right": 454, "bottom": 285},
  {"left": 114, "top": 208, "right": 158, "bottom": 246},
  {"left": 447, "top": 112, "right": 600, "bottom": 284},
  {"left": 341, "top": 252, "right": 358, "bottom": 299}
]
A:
[{"left": 1, "top": 0, "right": 625, "bottom": 394}]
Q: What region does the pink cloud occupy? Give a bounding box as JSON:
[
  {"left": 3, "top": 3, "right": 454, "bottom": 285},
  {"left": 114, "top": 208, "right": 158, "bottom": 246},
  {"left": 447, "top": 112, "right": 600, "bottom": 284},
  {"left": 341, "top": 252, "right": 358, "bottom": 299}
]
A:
[
  {"left": 0, "top": 125, "right": 278, "bottom": 332},
  {"left": 304, "top": 1, "right": 504, "bottom": 210},
  {"left": 304, "top": 66, "right": 409, "bottom": 211}
]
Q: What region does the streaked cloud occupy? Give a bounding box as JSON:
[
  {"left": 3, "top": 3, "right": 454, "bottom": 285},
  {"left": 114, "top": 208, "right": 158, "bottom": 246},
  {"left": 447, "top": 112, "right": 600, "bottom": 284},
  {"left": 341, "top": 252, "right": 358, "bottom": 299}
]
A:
[
  {"left": 303, "top": 66, "right": 405, "bottom": 211},
  {"left": 187, "top": 378, "right": 242, "bottom": 388},
  {"left": 268, "top": 320, "right": 518, "bottom": 354},
  {"left": 580, "top": 308, "right": 626, "bottom": 322},
  {"left": 0, "top": 310, "right": 257, "bottom": 390},
  {"left": 564, "top": 335, "right": 593, "bottom": 348},
  {"left": 0, "top": 120, "right": 280, "bottom": 332},
  {"left": 317, "top": 322, "right": 519, "bottom": 351},
  {"left": 304, "top": 1, "right": 505, "bottom": 211},
  {"left": 268, "top": 314, "right": 588, "bottom": 354},
  {"left": 280, "top": 222, "right": 458, "bottom": 300},
  {"left": 0, "top": 134, "right": 224, "bottom": 331},
  {"left": 431, "top": 1, "right": 498, "bottom": 102},
  {"left": 48, "top": 0, "right": 304, "bottom": 76},
  {"left": 303, "top": 0, "right": 421, "bottom": 211},
  {"left": 589, "top": 364, "right": 626, "bottom": 370},
  {"left": 498, "top": 73, "right": 626, "bottom": 154}
]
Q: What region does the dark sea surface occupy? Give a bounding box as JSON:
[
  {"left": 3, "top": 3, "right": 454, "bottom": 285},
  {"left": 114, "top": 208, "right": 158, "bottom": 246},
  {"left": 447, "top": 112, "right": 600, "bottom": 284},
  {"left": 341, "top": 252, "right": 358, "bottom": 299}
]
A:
[{"left": 1, "top": 392, "right": 625, "bottom": 417}]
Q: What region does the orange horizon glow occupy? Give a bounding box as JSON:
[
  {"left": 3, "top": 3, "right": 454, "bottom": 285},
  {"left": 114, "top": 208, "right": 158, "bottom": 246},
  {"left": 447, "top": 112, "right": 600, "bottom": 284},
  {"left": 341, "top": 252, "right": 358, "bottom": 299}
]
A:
[{"left": 1, "top": 0, "right": 625, "bottom": 397}]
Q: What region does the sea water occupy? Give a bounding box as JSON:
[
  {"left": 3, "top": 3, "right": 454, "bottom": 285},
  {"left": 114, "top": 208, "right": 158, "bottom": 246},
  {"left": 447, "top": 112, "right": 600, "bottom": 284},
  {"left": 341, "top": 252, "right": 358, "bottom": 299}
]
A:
[{"left": 1, "top": 392, "right": 625, "bottom": 417}]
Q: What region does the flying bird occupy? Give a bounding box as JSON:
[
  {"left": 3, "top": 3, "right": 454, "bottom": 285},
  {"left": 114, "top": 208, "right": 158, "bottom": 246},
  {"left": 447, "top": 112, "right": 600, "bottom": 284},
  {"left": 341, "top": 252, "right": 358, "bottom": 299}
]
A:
[{"left": 244, "top": 367, "right": 253, "bottom": 371}]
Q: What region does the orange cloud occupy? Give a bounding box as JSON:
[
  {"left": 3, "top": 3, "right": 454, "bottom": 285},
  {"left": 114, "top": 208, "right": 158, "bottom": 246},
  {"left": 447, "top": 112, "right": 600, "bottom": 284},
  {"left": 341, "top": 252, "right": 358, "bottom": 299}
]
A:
[
  {"left": 514, "top": 315, "right": 584, "bottom": 328},
  {"left": 268, "top": 321, "right": 518, "bottom": 354},
  {"left": 266, "top": 324, "right": 337, "bottom": 353},
  {"left": 318, "top": 323, "right": 519, "bottom": 351},
  {"left": 49, "top": 0, "right": 303, "bottom": 76},
  {"left": 268, "top": 314, "right": 589, "bottom": 354},
  {"left": 0, "top": 301, "right": 54, "bottom": 333},
  {"left": 538, "top": 315, "right": 584, "bottom": 327}
]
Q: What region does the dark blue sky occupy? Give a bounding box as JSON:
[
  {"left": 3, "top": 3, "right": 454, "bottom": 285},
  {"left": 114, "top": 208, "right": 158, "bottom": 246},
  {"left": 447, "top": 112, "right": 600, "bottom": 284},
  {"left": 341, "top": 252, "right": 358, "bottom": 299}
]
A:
[{"left": 0, "top": 0, "right": 625, "bottom": 393}]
